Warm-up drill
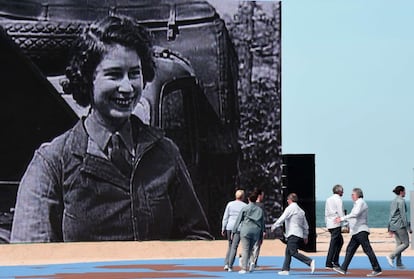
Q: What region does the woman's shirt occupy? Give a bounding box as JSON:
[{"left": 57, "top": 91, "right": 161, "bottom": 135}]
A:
[
  {"left": 232, "top": 202, "right": 265, "bottom": 236},
  {"left": 388, "top": 196, "right": 409, "bottom": 231}
]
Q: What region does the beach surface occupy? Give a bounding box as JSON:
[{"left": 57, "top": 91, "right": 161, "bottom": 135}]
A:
[{"left": 0, "top": 228, "right": 412, "bottom": 266}]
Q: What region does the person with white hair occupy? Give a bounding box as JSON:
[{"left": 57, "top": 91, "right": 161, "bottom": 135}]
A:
[
  {"left": 324, "top": 184, "right": 344, "bottom": 269},
  {"left": 333, "top": 188, "right": 382, "bottom": 277},
  {"left": 221, "top": 189, "right": 247, "bottom": 272}
]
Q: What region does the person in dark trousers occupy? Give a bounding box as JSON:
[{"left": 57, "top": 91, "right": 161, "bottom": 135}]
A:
[
  {"left": 324, "top": 184, "right": 344, "bottom": 269},
  {"left": 221, "top": 189, "right": 247, "bottom": 272},
  {"left": 11, "top": 15, "right": 212, "bottom": 242},
  {"left": 333, "top": 188, "right": 382, "bottom": 277},
  {"left": 271, "top": 193, "right": 315, "bottom": 276},
  {"left": 386, "top": 185, "right": 412, "bottom": 269}
]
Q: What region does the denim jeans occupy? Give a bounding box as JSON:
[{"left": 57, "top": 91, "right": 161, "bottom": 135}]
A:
[
  {"left": 326, "top": 226, "right": 343, "bottom": 267},
  {"left": 341, "top": 231, "right": 381, "bottom": 272}
]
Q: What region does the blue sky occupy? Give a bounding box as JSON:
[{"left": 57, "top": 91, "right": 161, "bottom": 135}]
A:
[
  {"left": 282, "top": 0, "right": 414, "bottom": 201},
  {"left": 209, "top": 0, "right": 414, "bottom": 201}
]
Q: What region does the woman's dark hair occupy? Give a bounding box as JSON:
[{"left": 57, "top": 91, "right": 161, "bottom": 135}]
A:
[
  {"left": 253, "top": 187, "right": 264, "bottom": 195},
  {"left": 63, "top": 15, "right": 155, "bottom": 106},
  {"left": 248, "top": 191, "right": 259, "bottom": 203},
  {"left": 393, "top": 185, "right": 405, "bottom": 195}
]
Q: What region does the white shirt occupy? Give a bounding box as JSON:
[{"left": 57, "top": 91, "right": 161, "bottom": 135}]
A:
[
  {"left": 325, "top": 193, "right": 344, "bottom": 229},
  {"left": 340, "top": 198, "right": 370, "bottom": 235},
  {"left": 272, "top": 202, "right": 309, "bottom": 239},
  {"left": 221, "top": 200, "right": 247, "bottom": 231}
]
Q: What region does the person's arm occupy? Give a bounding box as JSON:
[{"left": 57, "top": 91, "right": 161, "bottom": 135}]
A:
[
  {"left": 261, "top": 207, "right": 266, "bottom": 235},
  {"left": 232, "top": 207, "right": 245, "bottom": 234},
  {"left": 10, "top": 149, "right": 63, "bottom": 242},
  {"left": 341, "top": 199, "right": 362, "bottom": 221},
  {"left": 302, "top": 214, "right": 309, "bottom": 243},
  {"left": 271, "top": 205, "right": 291, "bottom": 230},
  {"left": 398, "top": 199, "right": 410, "bottom": 232},
  {"left": 221, "top": 203, "right": 230, "bottom": 236},
  {"left": 170, "top": 152, "right": 213, "bottom": 240},
  {"left": 388, "top": 199, "right": 397, "bottom": 232},
  {"left": 336, "top": 197, "right": 344, "bottom": 218}
]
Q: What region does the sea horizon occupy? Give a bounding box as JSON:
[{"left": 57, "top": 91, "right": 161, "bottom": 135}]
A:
[{"left": 315, "top": 200, "right": 411, "bottom": 228}]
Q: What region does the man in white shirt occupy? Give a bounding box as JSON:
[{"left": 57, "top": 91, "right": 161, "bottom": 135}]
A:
[
  {"left": 324, "top": 184, "right": 344, "bottom": 269},
  {"left": 333, "top": 188, "right": 382, "bottom": 277},
  {"left": 271, "top": 193, "right": 315, "bottom": 276}
]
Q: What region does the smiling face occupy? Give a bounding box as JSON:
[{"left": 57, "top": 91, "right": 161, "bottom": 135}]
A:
[{"left": 92, "top": 44, "right": 143, "bottom": 127}]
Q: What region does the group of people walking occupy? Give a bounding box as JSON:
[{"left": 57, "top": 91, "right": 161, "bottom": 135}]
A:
[
  {"left": 221, "top": 184, "right": 412, "bottom": 276},
  {"left": 221, "top": 188, "right": 315, "bottom": 275},
  {"left": 221, "top": 188, "right": 265, "bottom": 274},
  {"left": 326, "top": 184, "right": 412, "bottom": 277}
]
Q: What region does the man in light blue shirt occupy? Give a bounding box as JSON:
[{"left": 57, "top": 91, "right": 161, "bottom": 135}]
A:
[
  {"left": 333, "top": 188, "right": 382, "bottom": 277},
  {"left": 221, "top": 189, "right": 247, "bottom": 271}
]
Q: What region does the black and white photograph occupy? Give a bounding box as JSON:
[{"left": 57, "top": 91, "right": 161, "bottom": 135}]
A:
[{"left": 0, "top": 0, "right": 281, "bottom": 243}]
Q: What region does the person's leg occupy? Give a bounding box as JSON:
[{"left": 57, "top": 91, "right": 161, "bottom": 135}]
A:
[
  {"left": 326, "top": 228, "right": 336, "bottom": 267},
  {"left": 357, "top": 232, "right": 381, "bottom": 272},
  {"left": 290, "top": 237, "right": 312, "bottom": 266},
  {"left": 228, "top": 233, "right": 240, "bottom": 269},
  {"left": 224, "top": 230, "right": 232, "bottom": 266},
  {"left": 340, "top": 235, "right": 359, "bottom": 272},
  {"left": 390, "top": 228, "right": 409, "bottom": 267},
  {"left": 247, "top": 235, "right": 258, "bottom": 271},
  {"left": 250, "top": 238, "right": 262, "bottom": 267},
  {"left": 326, "top": 227, "right": 343, "bottom": 267},
  {"left": 393, "top": 229, "right": 402, "bottom": 266},
  {"left": 332, "top": 227, "right": 344, "bottom": 266},
  {"left": 281, "top": 236, "right": 295, "bottom": 271},
  {"left": 240, "top": 235, "right": 250, "bottom": 271}
]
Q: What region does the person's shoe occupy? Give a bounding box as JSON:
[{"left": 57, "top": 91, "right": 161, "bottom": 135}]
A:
[
  {"left": 325, "top": 266, "right": 333, "bottom": 270},
  {"left": 227, "top": 267, "right": 233, "bottom": 272},
  {"left": 238, "top": 269, "right": 247, "bottom": 274},
  {"left": 386, "top": 255, "right": 394, "bottom": 267},
  {"left": 224, "top": 264, "right": 229, "bottom": 270},
  {"left": 332, "top": 263, "right": 341, "bottom": 268},
  {"left": 333, "top": 267, "right": 346, "bottom": 275},
  {"left": 366, "top": 271, "right": 382, "bottom": 277},
  {"left": 278, "top": 270, "right": 289, "bottom": 275},
  {"left": 310, "top": 259, "right": 315, "bottom": 274},
  {"left": 249, "top": 262, "right": 255, "bottom": 272},
  {"left": 396, "top": 265, "right": 406, "bottom": 270},
  {"left": 254, "top": 265, "right": 263, "bottom": 270}
]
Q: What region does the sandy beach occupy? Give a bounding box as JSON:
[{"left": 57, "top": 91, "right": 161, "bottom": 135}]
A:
[{"left": 0, "top": 228, "right": 412, "bottom": 266}]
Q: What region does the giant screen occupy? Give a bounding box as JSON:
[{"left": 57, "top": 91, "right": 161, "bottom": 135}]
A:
[{"left": 0, "top": 0, "right": 281, "bottom": 242}]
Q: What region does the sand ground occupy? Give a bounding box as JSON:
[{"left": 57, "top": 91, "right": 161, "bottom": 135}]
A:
[{"left": 0, "top": 228, "right": 412, "bottom": 266}]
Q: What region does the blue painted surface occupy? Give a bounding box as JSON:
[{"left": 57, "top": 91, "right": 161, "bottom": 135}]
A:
[{"left": 0, "top": 256, "right": 412, "bottom": 278}]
